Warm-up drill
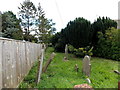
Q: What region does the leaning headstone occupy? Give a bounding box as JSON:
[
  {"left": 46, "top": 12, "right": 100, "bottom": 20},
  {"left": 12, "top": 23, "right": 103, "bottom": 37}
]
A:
[
  {"left": 82, "top": 55, "right": 91, "bottom": 77},
  {"left": 42, "top": 52, "right": 55, "bottom": 73},
  {"left": 64, "top": 44, "right": 68, "bottom": 61}
]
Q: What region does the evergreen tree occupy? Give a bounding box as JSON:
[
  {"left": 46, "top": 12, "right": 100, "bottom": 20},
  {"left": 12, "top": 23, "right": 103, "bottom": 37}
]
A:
[
  {"left": 92, "top": 16, "right": 117, "bottom": 46},
  {"left": 62, "top": 17, "right": 93, "bottom": 48},
  {"left": 2, "top": 11, "right": 23, "bottom": 40},
  {"left": 18, "top": 0, "right": 37, "bottom": 41}
]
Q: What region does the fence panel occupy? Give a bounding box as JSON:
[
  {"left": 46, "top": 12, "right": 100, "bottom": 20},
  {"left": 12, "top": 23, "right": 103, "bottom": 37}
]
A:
[{"left": 0, "top": 37, "right": 42, "bottom": 88}]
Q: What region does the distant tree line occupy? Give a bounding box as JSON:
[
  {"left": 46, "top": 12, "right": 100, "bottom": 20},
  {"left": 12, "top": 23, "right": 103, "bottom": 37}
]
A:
[
  {"left": 0, "top": 0, "right": 56, "bottom": 43},
  {"left": 50, "top": 17, "right": 119, "bottom": 60}
]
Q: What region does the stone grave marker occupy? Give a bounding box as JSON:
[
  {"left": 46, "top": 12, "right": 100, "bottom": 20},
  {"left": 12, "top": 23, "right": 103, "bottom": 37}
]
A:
[
  {"left": 64, "top": 44, "right": 68, "bottom": 61},
  {"left": 82, "top": 55, "right": 91, "bottom": 77}
]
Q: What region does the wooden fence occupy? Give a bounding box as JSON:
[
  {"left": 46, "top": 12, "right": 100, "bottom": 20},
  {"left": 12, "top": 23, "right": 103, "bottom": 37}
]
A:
[{"left": 0, "top": 37, "right": 42, "bottom": 88}]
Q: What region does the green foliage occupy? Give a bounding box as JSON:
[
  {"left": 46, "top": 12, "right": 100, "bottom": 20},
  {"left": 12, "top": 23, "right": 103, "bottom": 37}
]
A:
[
  {"left": 18, "top": 0, "right": 36, "bottom": 30},
  {"left": 50, "top": 32, "right": 60, "bottom": 46},
  {"left": 50, "top": 32, "right": 66, "bottom": 52},
  {"left": 51, "top": 17, "right": 93, "bottom": 52},
  {"left": 68, "top": 44, "right": 74, "bottom": 53},
  {"left": 62, "top": 17, "right": 93, "bottom": 49},
  {"left": 2, "top": 11, "right": 23, "bottom": 40},
  {"left": 19, "top": 61, "right": 38, "bottom": 88},
  {"left": 94, "top": 27, "right": 120, "bottom": 60},
  {"left": 38, "top": 48, "right": 118, "bottom": 88},
  {"left": 38, "top": 17, "right": 56, "bottom": 43},
  {"left": 19, "top": 47, "right": 54, "bottom": 88},
  {"left": 18, "top": 0, "right": 56, "bottom": 42},
  {"left": 92, "top": 17, "right": 117, "bottom": 45},
  {"left": 68, "top": 45, "right": 93, "bottom": 57},
  {"left": 50, "top": 16, "right": 118, "bottom": 60},
  {"left": 76, "top": 46, "right": 93, "bottom": 57},
  {"left": 18, "top": 0, "right": 37, "bottom": 41}
]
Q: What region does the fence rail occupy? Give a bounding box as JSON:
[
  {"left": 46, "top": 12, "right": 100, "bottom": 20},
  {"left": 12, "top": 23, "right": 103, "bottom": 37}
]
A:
[{"left": 0, "top": 37, "right": 42, "bottom": 88}]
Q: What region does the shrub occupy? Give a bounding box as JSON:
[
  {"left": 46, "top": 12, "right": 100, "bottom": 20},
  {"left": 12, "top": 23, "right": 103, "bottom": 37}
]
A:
[
  {"left": 68, "top": 44, "right": 75, "bottom": 53},
  {"left": 68, "top": 45, "right": 93, "bottom": 57},
  {"left": 94, "top": 27, "right": 120, "bottom": 60}
]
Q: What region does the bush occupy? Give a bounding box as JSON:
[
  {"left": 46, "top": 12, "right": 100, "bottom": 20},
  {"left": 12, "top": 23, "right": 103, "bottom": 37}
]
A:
[
  {"left": 68, "top": 45, "right": 93, "bottom": 57},
  {"left": 94, "top": 27, "right": 120, "bottom": 60},
  {"left": 68, "top": 44, "right": 75, "bottom": 53}
]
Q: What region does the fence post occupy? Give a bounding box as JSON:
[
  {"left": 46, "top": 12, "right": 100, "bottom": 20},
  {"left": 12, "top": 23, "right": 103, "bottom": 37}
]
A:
[{"left": 0, "top": 40, "right": 3, "bottom": 89}]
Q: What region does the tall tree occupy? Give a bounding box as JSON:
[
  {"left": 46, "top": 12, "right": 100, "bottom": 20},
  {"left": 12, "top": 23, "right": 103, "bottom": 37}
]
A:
[
  {"left": 2, "top": 11, "right": 23, "bottom": 40},
  {"left": 18, "top": 0, "right": 37, "bottom": 41},
  {"left": 36, "top": 3, "right": 56, "bottom": 43},
  {"left": 62, "top": 17, "right": 93, "bottom": 48},
  {"left": 92, "top": 16, "right": 117, "bottom": 46},
  {"left": 38, "top": 17, "right": 55, "bottom": 43}
]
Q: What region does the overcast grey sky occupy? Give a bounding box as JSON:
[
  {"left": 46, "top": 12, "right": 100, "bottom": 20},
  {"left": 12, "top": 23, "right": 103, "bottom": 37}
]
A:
[{"left": 0, "top": 0, "right": 119, "bottom": 32}]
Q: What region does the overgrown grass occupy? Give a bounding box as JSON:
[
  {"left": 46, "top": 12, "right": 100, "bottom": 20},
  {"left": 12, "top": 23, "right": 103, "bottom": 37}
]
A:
[
  {"left": 19, "top": 47, "right": 54, "bottom": 88},
  {"left": 19, "top": 47, "right": 119, "bottom": 88},
  {"left": 19, "top": 61, "right": 38, "bottom": 88}
]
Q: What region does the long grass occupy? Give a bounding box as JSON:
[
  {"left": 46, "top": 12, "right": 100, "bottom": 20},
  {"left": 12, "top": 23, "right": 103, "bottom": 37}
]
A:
[{"left": 19, "top": 47, "right": 119, "bottom": 88}]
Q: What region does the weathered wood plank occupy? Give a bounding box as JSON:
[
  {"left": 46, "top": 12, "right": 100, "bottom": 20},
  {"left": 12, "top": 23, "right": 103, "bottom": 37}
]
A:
[{"left": 0, "top": 40, "right": 2, "bottom": 89}]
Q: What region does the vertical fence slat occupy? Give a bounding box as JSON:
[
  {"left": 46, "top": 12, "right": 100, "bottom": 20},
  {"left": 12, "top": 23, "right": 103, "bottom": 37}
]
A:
[
  {"left": 0, "top": 40, "right": 2, "bottom": 89},
  {"left": 2, "top": 41, "right": 8, "bottom": 88},
  {"left": 13, "top": 41, "right": 17, "bottom": 87}
]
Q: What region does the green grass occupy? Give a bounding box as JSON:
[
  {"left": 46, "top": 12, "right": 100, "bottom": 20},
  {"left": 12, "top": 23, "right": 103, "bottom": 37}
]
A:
[{"left": 19, "top": 47, "right": 119, "bottom": 88}]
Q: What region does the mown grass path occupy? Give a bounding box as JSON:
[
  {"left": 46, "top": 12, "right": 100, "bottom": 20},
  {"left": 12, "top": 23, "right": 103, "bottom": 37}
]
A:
[{"left": 19, "top": 47, "right": 118, "bottom": 88}]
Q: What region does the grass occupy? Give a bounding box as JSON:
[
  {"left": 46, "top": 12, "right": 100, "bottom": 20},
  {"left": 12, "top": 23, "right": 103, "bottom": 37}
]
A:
[{"left": 19, "top": 47, "right": 119, "bottom": 88}]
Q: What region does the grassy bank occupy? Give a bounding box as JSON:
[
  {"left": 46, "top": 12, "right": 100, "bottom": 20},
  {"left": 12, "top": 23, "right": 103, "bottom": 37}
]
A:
[{"left": 19, "top": 47, "right": 118, "bottom": 88}]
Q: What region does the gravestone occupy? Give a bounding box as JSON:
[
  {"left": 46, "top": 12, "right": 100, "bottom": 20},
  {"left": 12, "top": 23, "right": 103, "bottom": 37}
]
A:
[
  {"left": 82, "top": 55, "right": 91, "bottom": 77},
  {"left": 64, "top": 44, "right": 68, "bottom": 61},
  {"left": 75, "top": 64, "right": 79, "bottom": 72}
]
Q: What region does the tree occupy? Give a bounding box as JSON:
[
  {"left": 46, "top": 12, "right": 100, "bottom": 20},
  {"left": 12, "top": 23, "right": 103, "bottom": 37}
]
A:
[
  {"left": 18, "top": 1, "right": 56, "bottom": 43},
  {"left": 38, "top": 17, "right": 55, "bottom": 43},
  {"left": 2, "top": 11, "right": 23, "bottom": 40},
  {"left": 18, "top": 0, "right": 37, "bottom": 41},
  {"left": 62, "top": 17, "right": 93, "bottom": 49},
  {"left": 50, "top": 32, "right": 61, "bottom": 46},
  {"left": 92, "top": 16, "right": 117, "bottom": 46},
  {"left": 50, "top": 17, "right": 93, "bottom": 52}
]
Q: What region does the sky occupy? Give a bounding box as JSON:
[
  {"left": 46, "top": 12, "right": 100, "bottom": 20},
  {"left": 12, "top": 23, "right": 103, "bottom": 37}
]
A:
[{"left": 0, "top": 0, "right": 119, "bottom": 32}]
